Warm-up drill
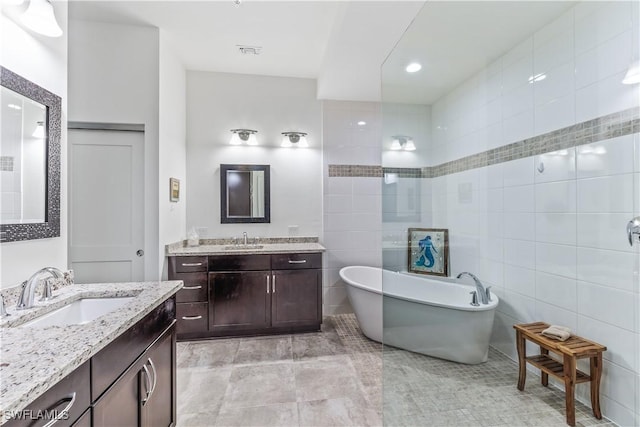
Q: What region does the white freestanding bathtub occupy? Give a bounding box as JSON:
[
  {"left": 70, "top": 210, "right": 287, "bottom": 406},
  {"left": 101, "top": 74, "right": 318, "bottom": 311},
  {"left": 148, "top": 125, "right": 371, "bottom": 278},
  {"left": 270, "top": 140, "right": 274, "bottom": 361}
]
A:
[{"left": 339, "top": 266, "right": 499, "bottom": 364}]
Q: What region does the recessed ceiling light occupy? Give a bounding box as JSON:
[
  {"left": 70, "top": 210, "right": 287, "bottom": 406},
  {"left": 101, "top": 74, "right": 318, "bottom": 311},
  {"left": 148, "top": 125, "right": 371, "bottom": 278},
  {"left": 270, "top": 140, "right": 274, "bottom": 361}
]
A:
[
  {"left": 357, "top": 121, "right": 366, "bottom": 126},
  {"left": 405, "top": 63, "right": 422, "bottom": 73}
]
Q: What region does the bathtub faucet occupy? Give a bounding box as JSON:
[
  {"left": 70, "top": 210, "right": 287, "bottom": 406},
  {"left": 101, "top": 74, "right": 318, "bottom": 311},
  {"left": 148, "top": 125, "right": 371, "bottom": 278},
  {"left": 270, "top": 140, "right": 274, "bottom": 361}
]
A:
[{"left": 456, "top": 272, "right": 490, "bottom": 305}]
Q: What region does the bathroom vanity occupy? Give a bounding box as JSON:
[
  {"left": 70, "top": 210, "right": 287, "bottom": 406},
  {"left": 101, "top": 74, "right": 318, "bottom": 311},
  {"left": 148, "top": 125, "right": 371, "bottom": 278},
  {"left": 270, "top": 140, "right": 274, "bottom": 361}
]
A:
[
  {"left": 167, "top": 242, "right": 324, "bottom": 340},
  {"left": 0, "top": 281, "right": 182, "bottom": 427}
]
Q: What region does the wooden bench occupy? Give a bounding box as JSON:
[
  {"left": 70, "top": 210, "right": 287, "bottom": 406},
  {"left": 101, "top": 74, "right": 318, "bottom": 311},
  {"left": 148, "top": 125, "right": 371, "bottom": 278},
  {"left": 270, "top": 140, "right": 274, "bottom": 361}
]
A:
[{"left": 513, "top": 322, "right": 607, "bottom": 426}]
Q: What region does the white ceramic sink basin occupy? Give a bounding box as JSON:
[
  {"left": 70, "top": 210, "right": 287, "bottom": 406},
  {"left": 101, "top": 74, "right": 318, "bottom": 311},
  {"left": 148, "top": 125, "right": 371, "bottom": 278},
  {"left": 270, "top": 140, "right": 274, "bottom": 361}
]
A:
[{"left": 21, "top": 297, "right": 135, "bottom": 328}]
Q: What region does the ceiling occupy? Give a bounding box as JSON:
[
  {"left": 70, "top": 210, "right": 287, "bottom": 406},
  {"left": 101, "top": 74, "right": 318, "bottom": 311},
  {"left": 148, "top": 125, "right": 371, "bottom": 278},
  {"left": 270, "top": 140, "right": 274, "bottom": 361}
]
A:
[
  {"left": 382, "top": 1, "right": 576, "bottom": 104},
  {"left": 68, "top": 1, "right": 576, "bottom": 104}
]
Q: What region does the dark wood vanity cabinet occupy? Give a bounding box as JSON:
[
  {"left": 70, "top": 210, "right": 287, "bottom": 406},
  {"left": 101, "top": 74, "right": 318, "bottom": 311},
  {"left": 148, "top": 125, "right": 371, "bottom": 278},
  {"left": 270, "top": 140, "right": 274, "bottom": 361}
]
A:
[
  {"left": 93, "top": 323, "right": 175, "bottom": 427},
  {"left": 169, "top": 252, "right": 322, "bottom": 339},
  {"left": 6, "top": 297, "right": 176, "bottom": 427},
  {"left": 168, "top": 256, "right": 209, "bottom": 339},
  {"left": 4, "top": 362, "right": 91, "bottom": 427}
]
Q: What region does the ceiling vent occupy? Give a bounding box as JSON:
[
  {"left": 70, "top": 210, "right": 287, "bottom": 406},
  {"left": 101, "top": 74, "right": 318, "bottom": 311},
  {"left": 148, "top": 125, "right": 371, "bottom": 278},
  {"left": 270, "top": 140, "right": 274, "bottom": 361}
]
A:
[{"left": 237, "top": 45, "right": 262, "bottom": 55}]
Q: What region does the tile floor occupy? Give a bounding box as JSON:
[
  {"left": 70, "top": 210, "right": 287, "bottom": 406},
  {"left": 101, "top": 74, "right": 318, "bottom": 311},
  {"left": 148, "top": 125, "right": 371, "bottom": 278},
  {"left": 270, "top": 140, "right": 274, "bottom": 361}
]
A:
[{"left": 177, "top": 314, "right": 616, "bottom": 427}]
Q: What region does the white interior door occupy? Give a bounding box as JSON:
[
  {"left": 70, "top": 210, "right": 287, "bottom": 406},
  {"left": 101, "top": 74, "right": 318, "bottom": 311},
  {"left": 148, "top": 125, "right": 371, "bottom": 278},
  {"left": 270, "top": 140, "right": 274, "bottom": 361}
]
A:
[{"left": 69, "top": 128, "right": 144, "bottom": 284}]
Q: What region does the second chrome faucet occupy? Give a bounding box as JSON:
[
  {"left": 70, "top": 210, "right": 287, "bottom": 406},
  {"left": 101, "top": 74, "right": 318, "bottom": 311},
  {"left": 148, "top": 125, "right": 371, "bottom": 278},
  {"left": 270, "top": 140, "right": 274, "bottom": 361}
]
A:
[{"left": 457, "top": 271, "right": 491, "bottom": 305}]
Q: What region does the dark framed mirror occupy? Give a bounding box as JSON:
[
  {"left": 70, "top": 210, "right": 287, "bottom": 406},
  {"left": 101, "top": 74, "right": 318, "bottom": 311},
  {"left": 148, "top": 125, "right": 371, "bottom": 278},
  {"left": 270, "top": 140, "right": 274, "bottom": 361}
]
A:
[
  {"left": 382, "top": 171, "right": 421, "bottom": 223},
  {"left": 220, "top": 164, "right": 270, "bottom": 223},
  {"left": 0, "top": 67, "right": 61, "bottom": 242}
]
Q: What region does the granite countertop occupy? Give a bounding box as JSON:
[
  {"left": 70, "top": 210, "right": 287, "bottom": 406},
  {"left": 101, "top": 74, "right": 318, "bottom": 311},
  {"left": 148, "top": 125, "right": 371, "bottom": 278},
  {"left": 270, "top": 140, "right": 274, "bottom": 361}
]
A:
[
  {"left": 167, "top": 242, "right": 326, "bottom": 256},
  {"left": 0, "top": 280, "right": 182, "bottom": 420}
]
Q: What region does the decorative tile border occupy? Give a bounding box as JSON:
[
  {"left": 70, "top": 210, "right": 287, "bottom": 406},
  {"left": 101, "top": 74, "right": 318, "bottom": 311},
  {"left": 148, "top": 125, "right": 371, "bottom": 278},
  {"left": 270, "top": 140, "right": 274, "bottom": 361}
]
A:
[
  {"left": 328, "top": 165, "right": 382, "bottom": 177},
  {"left": 0, "top": 156, "right": 14, "bottom": 172},
  {"left": 329, "top": 106, "right": 640, "bottom": 179},
  {"left": 382, "top": 167, "right": 423, "bottom": 178},
  {"left": 426, "top": 106, "right": 639, "bottom": 178}
]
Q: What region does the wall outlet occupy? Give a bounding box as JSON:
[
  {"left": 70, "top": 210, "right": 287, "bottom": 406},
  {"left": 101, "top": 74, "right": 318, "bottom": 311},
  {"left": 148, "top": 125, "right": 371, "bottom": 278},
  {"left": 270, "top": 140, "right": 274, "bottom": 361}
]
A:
[
  {"left": 196, "top": 227, "right": 209, "bottom": 238},
  {"left": 288, "top": 225, "right": 299, "bottom": 236}
]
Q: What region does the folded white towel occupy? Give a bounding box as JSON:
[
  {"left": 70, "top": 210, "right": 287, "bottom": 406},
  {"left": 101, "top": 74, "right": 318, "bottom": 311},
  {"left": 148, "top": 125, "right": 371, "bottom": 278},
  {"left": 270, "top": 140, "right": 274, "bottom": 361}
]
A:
[{"left": 542, "top": 325, "right": 572, "bottom": 341}]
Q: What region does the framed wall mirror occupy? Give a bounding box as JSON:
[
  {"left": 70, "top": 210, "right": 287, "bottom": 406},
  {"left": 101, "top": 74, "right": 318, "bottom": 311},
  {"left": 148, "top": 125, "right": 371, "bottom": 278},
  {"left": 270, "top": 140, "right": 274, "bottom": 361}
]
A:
[
  {"left": 0, "top": 66, "right": 61, "bottom": 242},
  {"left": 220, "top": 164, "right": 270, "bottom": 223},
  {"left": 382, "top": 172, "right": 421, "bottom": 223}
]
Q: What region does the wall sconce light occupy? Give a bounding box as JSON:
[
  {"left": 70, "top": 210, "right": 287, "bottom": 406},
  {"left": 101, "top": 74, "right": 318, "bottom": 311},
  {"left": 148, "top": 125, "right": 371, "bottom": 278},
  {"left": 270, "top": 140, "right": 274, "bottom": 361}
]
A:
[
  {"left": 20, "top": 0, "right": 63, "bottom": 38},
  {"left": 32, "top": 121, "right": 45, "bottom": 138},
  {"left": 230, "top": 129, "right": 258, "bottom": 146},
  {"left": 391, "top": 136, "right": 416, "bottom": 151},
  {"left": 281, "top": 131, "right": 308, "bottom": 148},
  {"left": 622, "top": 60, "right": 640, "bottom": 85}
]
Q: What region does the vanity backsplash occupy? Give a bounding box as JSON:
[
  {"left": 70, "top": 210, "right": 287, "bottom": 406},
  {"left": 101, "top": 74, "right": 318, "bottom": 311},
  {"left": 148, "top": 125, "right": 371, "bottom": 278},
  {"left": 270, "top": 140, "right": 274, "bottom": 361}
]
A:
[{"left": 165, "top": 236, "right": 320, "bottom": 253}]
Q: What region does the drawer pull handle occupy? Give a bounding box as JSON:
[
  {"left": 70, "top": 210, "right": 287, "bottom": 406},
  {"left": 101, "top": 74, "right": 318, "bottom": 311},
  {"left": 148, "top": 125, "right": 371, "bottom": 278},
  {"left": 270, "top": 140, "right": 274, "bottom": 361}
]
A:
[
  {"left": 42, "top": 392, "right": 76, "bottom": 427},
  {"left": 142, "top": 364, "right": 152, "bottom": 405},
  {"left": 181, "top": 262, "right": 203, "bottom": 267},
  {"left": 181, "top": 315, "right": 203, "bottom": 320},
  {"left": 288, "top": 260, "right": 307, "bottom": 264},
  {"left": 148, "top": 357, "right": 158, "bottom": 402},
  {"left": 183, "top": 285, "right": 203, "bottom": 290}
]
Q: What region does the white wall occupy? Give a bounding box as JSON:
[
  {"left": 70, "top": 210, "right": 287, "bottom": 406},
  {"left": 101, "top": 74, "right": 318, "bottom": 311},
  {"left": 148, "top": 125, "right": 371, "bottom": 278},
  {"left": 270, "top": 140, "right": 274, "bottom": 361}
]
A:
[
  {"left": 322, "top": 101, "right": 382, "bottom": 314},
  {"left": 186, "top": 71, "right": 322, "bottom": 239},
  {"left": 68, "top": 19, "right": 161, "bottom": 280},
  {"left": 0, "top": 3, "right": 68, "bottom": 289},
  {"left": 158, "top": 31, "right": 187, "bottom": 279},
  {"left": 425, "top": 3, "right": 640, "bottom": 425}
]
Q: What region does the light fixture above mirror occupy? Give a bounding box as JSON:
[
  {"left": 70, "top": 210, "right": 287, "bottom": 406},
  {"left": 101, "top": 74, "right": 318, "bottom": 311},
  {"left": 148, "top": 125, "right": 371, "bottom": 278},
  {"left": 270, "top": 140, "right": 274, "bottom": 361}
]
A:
[
  {"left": 391, "top": 136, "right": 416, "bottom": 151},
  {"left": 281, "top": 131, "right": 308, "bottom": 148},
  {"left": 20, "top": 0, "right": 63, "bottom": 38},
  {"left": 229, "top": 129, "right": 258, "bottom": 146}
]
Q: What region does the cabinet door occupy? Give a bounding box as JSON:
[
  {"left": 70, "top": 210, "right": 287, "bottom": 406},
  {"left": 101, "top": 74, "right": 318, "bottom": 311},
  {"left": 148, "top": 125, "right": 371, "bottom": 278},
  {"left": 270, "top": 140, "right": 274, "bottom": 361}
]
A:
[
  {"left": 92, "top": 359, "right": 142, "bottom": 427},
  {"left": 71, "top": 409, "right": 91, "bottom": 427},
  {"left": 141, "top": 325, "right": 176, "bottom": 427},
  {"left": 271, "top": 270, "right": 321, "bottom": 328},
  {"left": 209, "top": 271, "right": 270, "bottom": 333},
  {"left": 94, "top": 324, "right": 176, "bottom": 427}
]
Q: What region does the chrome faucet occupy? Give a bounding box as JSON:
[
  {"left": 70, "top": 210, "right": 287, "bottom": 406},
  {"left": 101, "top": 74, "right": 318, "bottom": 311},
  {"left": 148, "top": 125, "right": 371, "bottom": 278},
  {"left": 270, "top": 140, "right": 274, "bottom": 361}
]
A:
[
  {"left": 457, "top": 272, "right": 490, "bottom": 305},
  {"left": 16, "top": 267, "right": 64, "bottom": 310},
  {"left": 243, "top": 231, "right": 248, "bottom": 246}
]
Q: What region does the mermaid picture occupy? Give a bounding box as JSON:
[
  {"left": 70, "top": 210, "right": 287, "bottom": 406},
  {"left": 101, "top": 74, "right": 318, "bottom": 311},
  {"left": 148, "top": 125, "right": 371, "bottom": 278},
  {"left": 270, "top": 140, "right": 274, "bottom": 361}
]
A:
[
  {"left": 408, "top": 228, "right": 449, "bottom": 276},
  {"left": 415, "top": 235, "right": 437, "bottom": 268}
]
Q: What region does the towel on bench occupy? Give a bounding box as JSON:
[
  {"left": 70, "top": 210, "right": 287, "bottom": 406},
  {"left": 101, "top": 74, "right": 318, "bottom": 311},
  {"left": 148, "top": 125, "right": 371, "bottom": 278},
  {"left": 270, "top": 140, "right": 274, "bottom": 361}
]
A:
[{"left": 542, "top": 325, "right": 572, "bottom": 341}]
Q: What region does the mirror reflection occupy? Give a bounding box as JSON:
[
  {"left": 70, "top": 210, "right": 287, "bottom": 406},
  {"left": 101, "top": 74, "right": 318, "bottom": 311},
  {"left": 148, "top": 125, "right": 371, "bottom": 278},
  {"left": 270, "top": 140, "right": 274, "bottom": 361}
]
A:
[
  {"left": 1, "top": 86, "right": 47, "bottom": 224},
  {"left": 220, "top": 164, "right": 270, "bottom": 223}
]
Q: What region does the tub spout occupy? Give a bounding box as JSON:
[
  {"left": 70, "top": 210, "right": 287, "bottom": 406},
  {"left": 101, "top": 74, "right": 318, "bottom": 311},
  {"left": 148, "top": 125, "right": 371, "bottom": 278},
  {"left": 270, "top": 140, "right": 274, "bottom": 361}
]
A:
[{"left": 457, "top": 272, "right": 489, "bottom": 304}]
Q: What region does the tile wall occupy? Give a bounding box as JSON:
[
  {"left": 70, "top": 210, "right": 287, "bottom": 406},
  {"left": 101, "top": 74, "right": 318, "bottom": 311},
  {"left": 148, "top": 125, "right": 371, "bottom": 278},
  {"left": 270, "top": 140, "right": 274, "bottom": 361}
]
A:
[
  {"left": 423, "top": 2, "right": 640, "bottom": 425},
  {"left": 322, "top": 101, "right": 383, "bottom": 315}
]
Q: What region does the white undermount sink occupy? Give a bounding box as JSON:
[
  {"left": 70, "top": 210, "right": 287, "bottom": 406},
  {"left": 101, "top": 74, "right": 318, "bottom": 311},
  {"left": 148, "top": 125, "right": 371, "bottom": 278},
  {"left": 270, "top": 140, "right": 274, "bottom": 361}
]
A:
[{"left": 21, "top": 297, "right": 135, "bottom": 328}]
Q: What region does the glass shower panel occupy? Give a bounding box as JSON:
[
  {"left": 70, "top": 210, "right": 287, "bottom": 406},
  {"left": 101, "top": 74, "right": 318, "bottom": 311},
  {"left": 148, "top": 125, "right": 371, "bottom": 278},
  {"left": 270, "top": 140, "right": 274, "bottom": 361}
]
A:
[{"left": 380, "top": 1, "right": 640, "bottom": 426}]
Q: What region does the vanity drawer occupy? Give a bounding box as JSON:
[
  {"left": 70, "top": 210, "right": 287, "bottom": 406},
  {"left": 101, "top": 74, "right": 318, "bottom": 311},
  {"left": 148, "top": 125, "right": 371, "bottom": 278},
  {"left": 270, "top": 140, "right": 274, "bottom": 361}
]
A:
[
  {"left": 208, "top": 254, "right": 271, "bottom": 271},
  {"left": 177, "top": 302, "right": 209, "bottom": 335},
  {"left": 171, "top": 256, "right": 208, "bottom": 273},
  {"left": 4, "top": 361, "right": 90, "bottom": 427},
  {"left": 271, "top": 253, "right": 322, "bottom": 270},
  {"left": 174, "top": 272, "right": 208, "bottom": 302}
]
